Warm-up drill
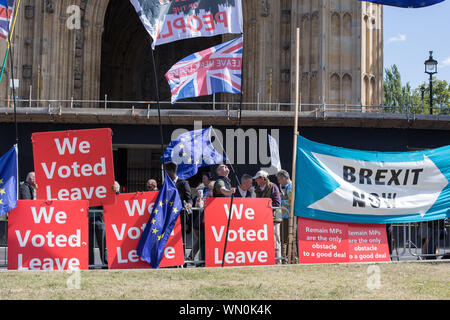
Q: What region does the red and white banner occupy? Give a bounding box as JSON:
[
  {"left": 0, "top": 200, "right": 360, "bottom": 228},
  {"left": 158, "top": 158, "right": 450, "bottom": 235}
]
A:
[
  {"left": 8, "top": 200, "right": 89, "bottom": 270},
  {"left": 32, "top": 128, "right": 116, "bottom": 207},
  {"left": 205, "top": 198, "right": 275, "bottom": 267},
  {"left": 298, "top": 218, "right": 390, "bottom": 264},
  {"left": 103, "top": 192, "right": 184, "bottom": 269}
]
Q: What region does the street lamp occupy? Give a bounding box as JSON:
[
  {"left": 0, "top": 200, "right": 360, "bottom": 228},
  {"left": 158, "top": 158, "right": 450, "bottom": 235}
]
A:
[{"left": 424, "top": 51, "right": 438, "bottom": 114}]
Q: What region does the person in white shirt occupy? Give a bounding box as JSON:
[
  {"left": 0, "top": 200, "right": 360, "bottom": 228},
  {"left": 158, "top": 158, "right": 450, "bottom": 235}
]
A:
[{"left": 234, "top": 174, "right": 256, "bottom": 198}]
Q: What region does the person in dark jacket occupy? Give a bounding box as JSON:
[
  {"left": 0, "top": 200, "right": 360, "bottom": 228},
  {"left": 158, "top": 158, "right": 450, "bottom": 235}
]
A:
[
  {"left": 165, "top": 162, "right": 193, "bottom": 254},
  {"left": 19, "top": 172, "right": 37, "bottom": 200},
  {"left": 213, "top": 164, "right": 236, "bottom": 197},
  {"left": 234, "top": 174, "right": 256, "bottom": 198}
]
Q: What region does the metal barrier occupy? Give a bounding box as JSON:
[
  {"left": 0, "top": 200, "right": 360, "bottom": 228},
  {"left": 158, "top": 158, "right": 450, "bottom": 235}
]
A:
[
  {"left": 389, "top": 219, "right": 450, "bottom": 261},
  {"left": 1, "top": 97, "right": 449, "bottom": 115},
  {"left": 1, "top": 211, "right": 448, "bottom": 269}
]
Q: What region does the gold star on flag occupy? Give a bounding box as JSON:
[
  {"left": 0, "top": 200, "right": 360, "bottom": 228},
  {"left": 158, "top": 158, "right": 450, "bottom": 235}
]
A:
[
  {"left": 153, "top": 208, "right": 158, "bottom": 215},
  {"left": 179, "top": 144, "right": 184, "bottom": 149},
  {"left": 0, "top": 188, "right": 5, "bottom": 196},
  {"left": 159, "top": 201, "right": 164, "bottom": 207},
  {"left": 0, "top": 179, "right": 3, "bottom": 184},
  {"left": 151, "top": 218, "right": 156, "bottom": 225},
  {"left": 182, "top": 152, "right": 187, "bottom": 157},
  {"left": 152, "top": 228, "right": 158, "bottom": 235},
  {"left": 0, "top": 199, "right": 3, "bottom": 205},
  {"left": 173, "top": 207, "right": 179, "bottom": 214},
  {"left": 169, "top": 202, "right": 173, "bottom": 207},
  {"left": 158, "top": 233, "right": 165, "bottom": 241},
  {"left": 187, "top": 157, "right": 192, "bottom": 164}
]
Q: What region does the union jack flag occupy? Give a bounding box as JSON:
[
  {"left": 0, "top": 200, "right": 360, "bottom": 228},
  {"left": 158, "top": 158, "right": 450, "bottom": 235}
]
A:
[
  {"left": 165, "top": 35, "right": 243, "bottom": 104},
  {"left": 0, "top": 0, "right": 14, "bottom": 41}
]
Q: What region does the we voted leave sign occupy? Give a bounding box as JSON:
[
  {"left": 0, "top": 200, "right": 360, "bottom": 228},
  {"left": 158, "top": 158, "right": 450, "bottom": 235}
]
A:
[
  {"left": 103, "top": 192, "right": 184, "bottom": 269},
  {"left": 295, "top": 136, "right": 450, "bottom": 223},
  {"left": 8, "top": 200, "right": 89, "bottom": 270},
  {"left": 204, "top": 198, "right": 275, "bottom": 267},
  {"left": 32, "top": 128, "right": 116, "bottom": 207}
]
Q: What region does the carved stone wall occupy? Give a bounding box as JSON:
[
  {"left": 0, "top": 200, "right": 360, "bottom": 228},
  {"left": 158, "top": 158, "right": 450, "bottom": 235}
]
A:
[{"left": 0, "top": 0, "right": 383, "bottom": 110}]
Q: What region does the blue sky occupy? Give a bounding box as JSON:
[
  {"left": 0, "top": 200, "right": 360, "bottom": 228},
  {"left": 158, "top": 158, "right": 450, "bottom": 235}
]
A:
[{"left": 383, "top": 0, "right": 450, "bottom": 89}]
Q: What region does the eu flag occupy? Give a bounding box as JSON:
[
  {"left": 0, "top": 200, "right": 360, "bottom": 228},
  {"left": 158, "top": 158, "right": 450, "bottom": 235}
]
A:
[
  {"left": 137, "top": 173, "right": 183, "bottom": 268},
  {"left": 0, "top": 145, "right": 17, "bottom": 217},
  {"left": 162, "top": 127, "right": 226, "bottom": 180},
  {"left": 359, "top": 0, "right": 444, "bottom": 8}
]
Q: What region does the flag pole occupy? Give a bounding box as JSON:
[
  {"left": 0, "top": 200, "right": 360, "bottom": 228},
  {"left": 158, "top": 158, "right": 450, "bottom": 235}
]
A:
[
  {"left": 150, "top": 48, "right": 166, "bottom": 179},
  {"left": 237, "top": 33, "right": 244, "bottom": 128},
  {"left": 0, "top": 0, "right": 20, "bottom": 84},
  {"left": 287, "top": 27, "right": 300, "bottom": 265},
  {"left": 6, "top": 1, "right": 20, "bottom": 160}
]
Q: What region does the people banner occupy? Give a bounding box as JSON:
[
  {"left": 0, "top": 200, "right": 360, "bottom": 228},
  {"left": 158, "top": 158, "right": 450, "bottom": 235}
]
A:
[
  {"left": 294, "top": 135, "right": 450, "bottom": 223},
  {"left": 32, "top": 128, "right": 116, "bottom": 207},
  {"left": 103, "top": 192, "right": 184, "bottom": 269},
  {"left": 8, "top": 200, "right": 89, "bottom": 270},
  {"left": 130, "top": 0, "right": 243, "bottom": 48}
]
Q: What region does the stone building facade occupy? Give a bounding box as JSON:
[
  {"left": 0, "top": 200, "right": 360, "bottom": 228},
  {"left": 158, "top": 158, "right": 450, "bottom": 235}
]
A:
[{"left": 0, "top": 0, "right": 383, "bottom": 109}]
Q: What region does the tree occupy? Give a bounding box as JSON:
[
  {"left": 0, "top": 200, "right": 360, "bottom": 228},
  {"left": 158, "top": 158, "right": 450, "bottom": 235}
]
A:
[
  {"left": 413, "top": 78, "right": 450, "bottom": 115},
  {"left": 384, "top": 65, "right": 450, "bottom": 114},
  {"left": 383, "top": 65, "right": 414, "bottom": 113}
]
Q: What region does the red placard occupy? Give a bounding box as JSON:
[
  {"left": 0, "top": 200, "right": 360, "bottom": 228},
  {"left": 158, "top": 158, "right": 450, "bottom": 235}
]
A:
[
  {"left": 348, "top": 223, "right": 390, "bottom": 262},
  {"left": 298, "top": 217, "right": 390, "bottom": 264},
  {"left": 297, "top": 218, "right": 349, "bottom": 263},
  {"left": 204, "top": 198, "right": 275, "bottom": 267},
  {"left": 32, "top": 128, "right": 116, "bottom": 207},
  {"left": 8, "top": 200, "right": 89, "bottom": 270},
  {"left": 103, "top": 192, "right": 184, "bottom": 269}
]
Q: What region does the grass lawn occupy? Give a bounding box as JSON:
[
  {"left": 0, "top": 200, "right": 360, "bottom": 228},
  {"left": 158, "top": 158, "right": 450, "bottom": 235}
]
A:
[{"left": 0, "top": 261, "right": 448, "bottom": 300}]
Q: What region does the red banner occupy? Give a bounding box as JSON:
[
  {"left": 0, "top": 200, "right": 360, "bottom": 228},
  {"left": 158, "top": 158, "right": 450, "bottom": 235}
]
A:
[
  {"left": 32, "top": 128, "right": 116, "bottom": 207},
  {"left": 204, "top": 198, "right": 275, "bottom": 267},
  {"left": 8, "top": 200, "right": 89, "bottom": 270},
  {"left": 103, "top": 192, "right": 184, "bottom": 269},
  {"left": 298, "top": 218, "right": 390, "bottom": 264}
]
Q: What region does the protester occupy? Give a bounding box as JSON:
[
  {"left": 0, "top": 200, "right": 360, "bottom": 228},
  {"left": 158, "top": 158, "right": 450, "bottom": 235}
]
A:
[
  {"left": 213, "top": 164, "right": 236, "bottom": 197},
  {"left": 165, "top": 161, "right": 193, "bottom": 246},
  {"left": 19, "top": 172, "right": 37, "bottom": 200},
  {"left": 195, "top": 172, "right": 213, "bottom": 207},
  {"left": 188, "top": 172, "right": 213, "bottom": 265},
  {"left": 254, "top": 170, "right": 282, "bottom": 264},
  {"left": 113, "top": 181, "right": 121, "bottom": 194},
  {"left": 277, "top": 170, "right": 292, "bottom": 262},
  {"left": 234, "top": 174, "right": 256, "bottom": 198},
  {"left": 146, "top": 179, "right": 158, "bottom": 192}
]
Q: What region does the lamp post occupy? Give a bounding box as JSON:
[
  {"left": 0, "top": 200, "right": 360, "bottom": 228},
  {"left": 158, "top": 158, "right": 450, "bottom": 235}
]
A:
[{"left": 424, "top": 51, "right": 438, "bottom": 115}]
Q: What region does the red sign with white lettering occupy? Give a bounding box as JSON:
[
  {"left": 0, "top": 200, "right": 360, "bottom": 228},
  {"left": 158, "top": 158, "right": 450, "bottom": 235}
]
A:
[
  {"left": 103, "top": 192, "right": 184, "bottom": 269},
  {"left": 32, "top": 128, "right": 116, "bottom": 207},
  {"left": 204, "top": 198, "right": 275, "bottom": 267},
  {"left": 298, "top": 218, "right": 390, "bottom": 264},
  {"left": 8, "top": 200, "right": 89, "bottom": 270}
]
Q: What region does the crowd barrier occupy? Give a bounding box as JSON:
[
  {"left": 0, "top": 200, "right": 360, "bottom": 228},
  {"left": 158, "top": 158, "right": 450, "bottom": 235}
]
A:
[{"left": 1, "top": 210, "right": 449, "bottom": 269}]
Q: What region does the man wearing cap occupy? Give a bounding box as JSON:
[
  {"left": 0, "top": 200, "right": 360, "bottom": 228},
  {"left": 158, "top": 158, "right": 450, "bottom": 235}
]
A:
[{"left": 254, "top": 170, "right": 283, "bottom": 264}]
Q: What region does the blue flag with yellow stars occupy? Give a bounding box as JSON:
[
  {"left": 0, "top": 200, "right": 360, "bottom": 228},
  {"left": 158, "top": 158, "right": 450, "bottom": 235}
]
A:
[
  {"left": 0, "top": 145, "right": 17, "bottom": 217},
  {"left": 162, "top": 126, "right": 226, "bottom": 180},
  {"left": 137, "top": 172, "right": 183, "bottom": 268},
  {"left": 359, "top": 0, "right": 444, "bottom": 8}
]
